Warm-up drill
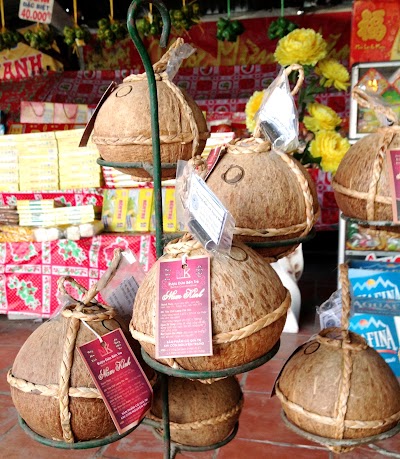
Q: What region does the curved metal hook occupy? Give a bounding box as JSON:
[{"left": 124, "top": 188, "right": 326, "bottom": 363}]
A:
[
  {"left": 127, "top": 0, "right": 170, "bottom": 52},
  {"left": 126, "top": 0, "right": 171, "bottom": 260}
]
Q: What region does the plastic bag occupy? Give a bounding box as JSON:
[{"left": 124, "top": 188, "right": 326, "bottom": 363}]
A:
[
  {"left": 175, "top": 160, "right": 235, "bottom": 254},
  {"left": 316, "top": 289, "right": 342, "bottom": 329},
  {"left": 100, "top": 249, "right": 146, "bottom": 320},
  {"left": 255, "top": 66, "right": 299, "bottom": 153},
  {"left": 166, "top": 43, "right": 196, "bottom": 80}
]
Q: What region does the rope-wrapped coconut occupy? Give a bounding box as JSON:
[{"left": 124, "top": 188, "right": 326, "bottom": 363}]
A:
[
  {"left": 130, "top": 234, "right": 290, "bottom": 373},
  {"left": 148, "top": 376, "right": 243, "bottom": 446},
  {"left": 275, "top": 264, "right": 400, "bottom": 453},
  {"left": 8, "top": 273, "right": 154, "bottom": 443},
  {"left": 92, "top": 38, "right": 209, "bottom": 181}
]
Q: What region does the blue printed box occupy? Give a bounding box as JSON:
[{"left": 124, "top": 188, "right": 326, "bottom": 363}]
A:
[{"left": 349, "top": 314, "right": 400, "bottom": 376}]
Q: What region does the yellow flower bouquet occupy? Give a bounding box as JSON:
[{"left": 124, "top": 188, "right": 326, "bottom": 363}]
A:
[{"left": 245, "top": 27, "right": 351, "bottom": 173}]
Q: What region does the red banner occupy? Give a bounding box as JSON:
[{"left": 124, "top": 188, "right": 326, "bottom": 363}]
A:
[{"left": 83, "top": 11, "right": 351, "bottom": 70}]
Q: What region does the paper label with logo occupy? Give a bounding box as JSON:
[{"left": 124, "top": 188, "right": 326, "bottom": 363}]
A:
[
  {"left": 78, "top": 328, "right": 152, "bottom": 434},
  {"left": 188, "top": 173, "right": 228, "bottom": 245},
  {"left": 386, "top": 149, "right": 400, "bottom": 223},
  {"left": 155, "top": 255, "right": 212, "bottom": 359}
]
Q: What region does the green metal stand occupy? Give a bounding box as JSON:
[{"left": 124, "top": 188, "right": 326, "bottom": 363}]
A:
[
  {"left": 281, "top": 411, "right": 400, "bottom": 451},
  {"left": 140, "top": 341, "right": 280, "bottom": 459},
  {"left": 18, "top": 416, "right": 141, "bottom": 450}
]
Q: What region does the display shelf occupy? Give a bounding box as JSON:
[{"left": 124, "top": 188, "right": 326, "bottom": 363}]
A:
[{"left": 338, "top": 211, "right": 400, "bottom": 281}]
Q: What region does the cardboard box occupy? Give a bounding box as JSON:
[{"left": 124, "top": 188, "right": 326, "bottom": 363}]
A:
[
  {"left": 349, "top": 313, "right": 400, "bottom": 376},
  {"left": 348, "top": 265, "right": 400, "bottom": 375}
]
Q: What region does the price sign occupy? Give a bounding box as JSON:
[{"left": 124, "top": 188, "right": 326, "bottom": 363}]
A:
[{"left": 19, "top": 0, "right": 54, "bottom": 24}]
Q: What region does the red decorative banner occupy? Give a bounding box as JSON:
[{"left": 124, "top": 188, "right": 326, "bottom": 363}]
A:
[
  {"left": 83, "top": 11, "right": 351, "bottom": 70},
  {"left": 350, "top": 0, "right": 400, "bottom": 67}
]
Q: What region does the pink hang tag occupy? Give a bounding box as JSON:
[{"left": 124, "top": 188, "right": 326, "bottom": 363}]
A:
[
  {"left": 78, "top": 328, "right": 152, "bottom": 434},
  {"left": 155, "top": 255, "right": 213, "bottom": 359}
]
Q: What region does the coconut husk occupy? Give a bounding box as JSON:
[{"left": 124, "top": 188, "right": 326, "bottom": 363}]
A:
[
  {"left": 332, "top": 126, "right": 400, "bottom": 222},
  {"left": 149, "top": 376, "right": 243, "bottom": 446},
  {"left": 8, "top": 276, "right": 154, "bottom": 443},
  {"left": 92, "top": 40, "right": 209, "bottom": 181},
  {"left": 206, "top": 138, "right": 319, "bottom": 261},
  {"left": 130, "top": 235, "right": 290, "bottom": 372},
  {"left": 274, "top": 264, "right": 400, "bottom": 453}
]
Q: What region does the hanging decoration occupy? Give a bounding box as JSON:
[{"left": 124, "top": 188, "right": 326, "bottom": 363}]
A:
[
  {"left": 97, "top": 0, "right": 128, "bottom": 47},
  {"left": 63, "top": 0, "right": 91, "bottom": 48},
  {"left": 0, "top": 0, "right": 23, "bottom": 51},
  {"left": 136, "top": 3, "right": 163, "bottom": 38},
  {"left": 23, "top": 24, "right": 54, "bottom": 50},
  {"left": 216, "top": 0, "right": 244, "bottom": 42},
  {"left": 267, "top": 0, "right": 298, "bottom": 40},
  {"left": 170, "top": 0, "right": 201, "bottom": 34}
]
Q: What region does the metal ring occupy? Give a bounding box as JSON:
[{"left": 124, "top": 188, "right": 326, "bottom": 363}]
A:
[
  {"left": 221, "top": 165, "right": 245, "bottom": 184},
  {"left": 116, "top": 85, "right": 133, "bottom": 98},
  {"left": 228, "top": 246, "right": 248, "bottom": 262}
]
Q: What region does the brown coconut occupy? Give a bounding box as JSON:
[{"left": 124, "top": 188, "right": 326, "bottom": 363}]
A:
[
  {"left": 92, "top": 48, "right": 209, "bottom": 181},
  {"left": 275, "top": 328, "right": 400, "bottom": 447},
  {"left": 150, "top": 376, "right": 243, "bottom": 446},
  {"left": 333, "top": 126, "right": 400, "bottom": 222},
  {"left": 130, "top": 235, "right": 290, "bottom": 371},
  {"left": 206, "top": 138, "right": 319, "bottom": 261},
  {"left": 8, "top": 300, "right": 153, "bottom": 443}
]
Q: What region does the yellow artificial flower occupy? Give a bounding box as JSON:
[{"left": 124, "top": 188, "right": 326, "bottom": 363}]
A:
[
  {"left": 245, "top": 90, "right": 265, "bottom": 133},
  {"left": 274, "top": 28, "right": 327, "bottom": 67},
  {"left": 357, "top": 9, "right": 387, "bottom": 42},
  {"left": 303, "top": 102, "right": 342, "bottom": 132},
  {"left": 309, "top": 130, "right": 350, "bottom": 173},
  {"left": 315, "top": 58, "right": 350, "bottom": 91}
]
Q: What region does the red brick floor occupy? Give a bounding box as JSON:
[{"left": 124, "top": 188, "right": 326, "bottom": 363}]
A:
[
  {"left": 1, "top": 316, "right": 399, "bottom": 459},
  {"left": 1, "top": 232, "right": 399, "bottom": 458}
]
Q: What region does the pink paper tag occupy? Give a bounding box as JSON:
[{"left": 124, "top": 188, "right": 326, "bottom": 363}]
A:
[
  {"left": 386, "top": 149, "right": 400, "bottom": 223},
  {"left": 78, "top": 328, "right": 152, "bottom": 434},
  {"left": 155, "top": 255, "right": 212, "bottom": 359}
]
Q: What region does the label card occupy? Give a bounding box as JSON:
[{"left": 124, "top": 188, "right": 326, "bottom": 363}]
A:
[
  {"left": 155, "top": 255, "right": 212, "bottom": 359},
  {"left": 78, "top": 328, "right": 152, "bottom": 434},
  {"left": 188, "top": 173, "right": 228, "bottom": 245},
  {"left": 19, "top": 0, "right": 54, "bottom": 24},
  {"left": 386, "top": 149, "right": 400, "bottom": 223}
]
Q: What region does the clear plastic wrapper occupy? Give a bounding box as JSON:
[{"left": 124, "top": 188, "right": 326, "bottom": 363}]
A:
[
  {"left": 165, "top": 43, "right": 196, "bottom": 80},
  {"left": 100, "top": 249, "right": 146, "bottom": 320},
  {"left": 176, "top": 160, "right": 235, "bottom": 254},
  {"left": 255, "top": 67, "right": 299, "bottom": 153},
  {"left": 316, "top": 289, "right": 342, "bottom": 329}
]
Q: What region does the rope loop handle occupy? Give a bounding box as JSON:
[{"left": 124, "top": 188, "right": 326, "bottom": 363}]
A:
[
  {"left": 352, "top": 86, "right": 398, "bottom": 126},
  {"left": 285, "top": 63, "right": 305, "bottom": 97}
]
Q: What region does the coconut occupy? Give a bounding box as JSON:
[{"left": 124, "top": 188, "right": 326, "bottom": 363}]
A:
[
  {"left": 275, "top": 328, "right": 400, "bottom": 449},
  {"left": 150, "top": 376, "right": 243, "bottom": 446},
  {"left": 206, "top": 138, "right": 319, "bottom": 261},
  {"left": 332, "top": 126, "right": 400, "bottom": 221},
  {"left": 92, "top": 40, "right": 209, "bottom": 181},
  {"left": 8, "top": 278, "right": 154, "bottom": 443},
  {"left": 274, "top": 264, "right": 400, "bottom": 453},
  {"left": 130, "top": 235, "right": 290, "bottom": 372}
]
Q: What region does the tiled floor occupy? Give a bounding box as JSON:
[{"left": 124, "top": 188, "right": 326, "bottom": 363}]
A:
[{"left": 1, "top": 231, "right": 399, "bottom": 458}]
